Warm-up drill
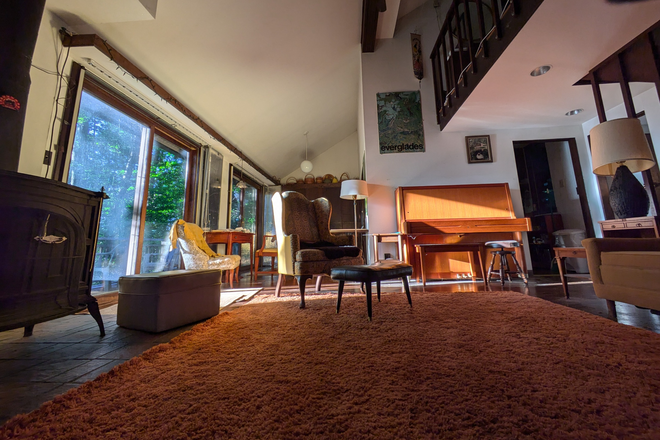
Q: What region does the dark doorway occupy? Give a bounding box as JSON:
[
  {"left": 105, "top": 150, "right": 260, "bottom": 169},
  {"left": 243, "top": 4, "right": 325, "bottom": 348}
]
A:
[{"left": 514, "top": 138, "right": 594, "bottom": 274}]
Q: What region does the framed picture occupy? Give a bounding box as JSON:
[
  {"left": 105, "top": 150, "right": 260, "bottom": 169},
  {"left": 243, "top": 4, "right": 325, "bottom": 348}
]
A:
[{"left": 465, "top": 135, "right": 493, "bottom": 164}]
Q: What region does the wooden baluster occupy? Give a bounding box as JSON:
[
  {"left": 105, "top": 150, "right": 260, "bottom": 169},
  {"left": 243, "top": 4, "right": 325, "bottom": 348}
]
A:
[
  {"left": 475, "top": 0, "right": 488, "bottom": 57},
  {"left": 452, "top": 2, "right": 466, "bottom": 87},
  {"left": 440, "top": 36, "right": 453, "bottom": 105},
  {"left": 462, "top": 0, "right": 476, "bottom": 73},
  {"left": 491, "top": 0, "right": 503, "bottom": 39}
]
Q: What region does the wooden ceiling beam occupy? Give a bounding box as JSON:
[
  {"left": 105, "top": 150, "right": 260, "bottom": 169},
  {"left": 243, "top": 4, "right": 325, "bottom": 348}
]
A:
[{"left": 361, "top": 0, "right": 384, "bottom": 53}]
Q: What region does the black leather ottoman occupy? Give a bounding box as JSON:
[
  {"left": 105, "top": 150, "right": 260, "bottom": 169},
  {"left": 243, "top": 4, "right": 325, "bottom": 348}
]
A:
[{"left": 330, "top": 261, "right": 413, "bottom": 320}]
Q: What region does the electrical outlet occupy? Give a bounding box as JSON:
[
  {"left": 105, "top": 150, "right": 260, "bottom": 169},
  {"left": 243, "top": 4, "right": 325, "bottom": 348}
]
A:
[{"left": 43, "top": 151, "right": 52, "bottom": 165}]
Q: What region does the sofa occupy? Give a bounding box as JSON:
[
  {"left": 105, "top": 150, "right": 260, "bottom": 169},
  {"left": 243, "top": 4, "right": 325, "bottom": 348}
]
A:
[{"left": 582, "top": 238, "right": 660, "bottom": 319}]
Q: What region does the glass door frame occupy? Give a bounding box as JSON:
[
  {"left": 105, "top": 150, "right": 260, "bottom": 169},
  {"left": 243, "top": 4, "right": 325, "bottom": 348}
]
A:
[
  {"left": 228, "top": 165, "right": 264, "bottom": 250},
  {"left": 65, "top": 77, "right": 199, "bottom": 276}
]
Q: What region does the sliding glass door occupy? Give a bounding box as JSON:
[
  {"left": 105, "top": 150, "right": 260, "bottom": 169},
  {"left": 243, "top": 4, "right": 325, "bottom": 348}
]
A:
[
  {"left": 67, "top": 84, "right": 195, "bottom": 291},
  {"left": 140, "top": 136, "right": 189, "bottom": 274}
]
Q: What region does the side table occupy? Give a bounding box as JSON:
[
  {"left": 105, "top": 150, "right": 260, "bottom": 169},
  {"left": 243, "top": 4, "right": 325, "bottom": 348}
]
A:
[{"left": 553, "top": 247, "right": 590, "bottom": 299}]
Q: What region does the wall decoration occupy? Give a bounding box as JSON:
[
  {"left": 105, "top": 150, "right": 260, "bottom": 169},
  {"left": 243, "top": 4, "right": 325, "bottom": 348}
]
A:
[
  {"left": 465, "top": 135, "right": 493, "bottom": 163},
  {"left": 410, "top": 33, "right": 423, "bottom": 80},
  {"left": 376, "top": 91, "right": 425, "bottom": 154}
]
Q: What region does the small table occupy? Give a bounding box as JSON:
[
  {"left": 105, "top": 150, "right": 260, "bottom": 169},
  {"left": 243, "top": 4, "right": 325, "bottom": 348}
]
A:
[
  {"left": 414, "top": 243, "right": 487, "bottom": 289},
  {"left": 372, "top": 232, "right": 408, "bottom": 263},
  {"left": 553, "top": 247, "right": 590, "bottom": 299},
  {"left": 205, "top": 230, "right": 255, "bottom": 281}
]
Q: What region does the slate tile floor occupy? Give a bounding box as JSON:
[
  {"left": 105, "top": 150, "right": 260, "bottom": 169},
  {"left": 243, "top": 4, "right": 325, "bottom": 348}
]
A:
[{"left": 1, "top": 274, "right": 659, "bottom": 425}]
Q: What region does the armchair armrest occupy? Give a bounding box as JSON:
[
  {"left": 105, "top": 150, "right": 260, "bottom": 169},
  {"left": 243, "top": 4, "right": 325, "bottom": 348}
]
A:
[
  {"left": 277, "top": 233, "right": 300, "bottom": 276},
  {"left": 582, "top": 238, "right": 660, "bottom": 284}
]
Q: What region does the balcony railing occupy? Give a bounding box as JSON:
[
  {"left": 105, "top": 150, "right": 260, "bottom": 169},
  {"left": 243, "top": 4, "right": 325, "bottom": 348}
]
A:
[{"left": 430, "top": 0, "right": 543, "bottom": 130}]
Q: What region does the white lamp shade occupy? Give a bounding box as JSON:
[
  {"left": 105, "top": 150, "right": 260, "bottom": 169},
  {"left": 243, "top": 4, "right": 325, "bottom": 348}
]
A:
[
  {"left": 340, "top": 179, "right": 368, "bottom": 200},
  {"left": 589, "top": 118, "right": 655, "bottom": 175},
  {"left": 300, "top": 160, "right": 313, "bottom": 173}
]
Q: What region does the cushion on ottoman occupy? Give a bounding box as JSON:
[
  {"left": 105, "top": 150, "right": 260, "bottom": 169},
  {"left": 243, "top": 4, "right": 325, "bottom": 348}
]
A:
[{"left": 117, "top": 269, "right": 221, "bottom": 332}]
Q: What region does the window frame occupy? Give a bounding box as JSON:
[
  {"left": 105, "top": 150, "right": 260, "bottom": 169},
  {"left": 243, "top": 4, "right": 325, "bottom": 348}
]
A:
[{"left": 60, "top": 74, "right": 200, "bottom": 276}]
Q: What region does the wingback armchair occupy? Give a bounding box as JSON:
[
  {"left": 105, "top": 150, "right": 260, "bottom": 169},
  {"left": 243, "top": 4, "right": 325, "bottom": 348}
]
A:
[
  {"left": 272, "top": 191, "right": 364, "bottom": 308},
  {"left": 170, "top": 220, "right": 241, "bottom": 287}
]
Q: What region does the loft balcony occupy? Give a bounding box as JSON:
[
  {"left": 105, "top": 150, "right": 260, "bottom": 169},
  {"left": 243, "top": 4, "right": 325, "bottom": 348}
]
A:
[{"left": 430, "top": 0, "right": 544, "bottom": 130}]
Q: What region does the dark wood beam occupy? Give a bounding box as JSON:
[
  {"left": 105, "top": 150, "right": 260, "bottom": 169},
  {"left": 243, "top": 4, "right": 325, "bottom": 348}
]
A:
[
  {"left": 361, "top": 0, "right": 381, "bottom": 53},
  {"left": 575, "top": 18, "right": 660, "bottom": 85},
  {"left": 60, "top": 32, "right": 277, "bottom": 184}
]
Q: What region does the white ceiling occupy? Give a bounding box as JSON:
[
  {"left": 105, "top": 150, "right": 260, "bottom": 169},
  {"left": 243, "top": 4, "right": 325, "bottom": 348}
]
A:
[
  {"left": 44, "top": 0, "right": 660, "bottom": 181},
  {"left": 446, "top": 0, "right": 660, "bottom": 132}
]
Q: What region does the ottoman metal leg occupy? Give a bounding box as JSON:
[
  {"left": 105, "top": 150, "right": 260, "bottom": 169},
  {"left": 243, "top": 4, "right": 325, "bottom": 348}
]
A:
[
  {"left": 364, "top": 282, "right": 373, "bottom": 321},
  {"left": 402, "top": 276, "right": 412, "bottom": 307},
  {"left": 336, "top": 280, "right": 345, "bottom": 313}
]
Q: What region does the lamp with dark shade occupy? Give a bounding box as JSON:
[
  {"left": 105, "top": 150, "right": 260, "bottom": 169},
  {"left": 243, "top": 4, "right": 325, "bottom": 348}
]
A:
[
  {"left": 340, "top": 179, "right": 368, "bottom": 246},
  {"left": 589, "top": 118, "right": 656, "bottom": 219}
]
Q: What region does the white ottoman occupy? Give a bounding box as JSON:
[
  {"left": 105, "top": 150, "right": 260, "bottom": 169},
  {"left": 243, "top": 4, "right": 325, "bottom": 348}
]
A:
[{"left": 117, "top": 269, "right": 222, "bottom": 332}]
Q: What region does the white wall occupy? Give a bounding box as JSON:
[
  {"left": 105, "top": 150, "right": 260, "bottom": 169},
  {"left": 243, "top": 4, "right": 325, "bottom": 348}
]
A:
[
  {"left": 281, "top": 131, "right": 361, "bottom": 184},
  {"left": 360, "top": 2, "right": 601, "bottom": 239},
  {"left": 546, "top": 141, "right": 587, "bottom": 231},
  {"left": 19, "top": 10, "right": 70, "bottom": 177}
]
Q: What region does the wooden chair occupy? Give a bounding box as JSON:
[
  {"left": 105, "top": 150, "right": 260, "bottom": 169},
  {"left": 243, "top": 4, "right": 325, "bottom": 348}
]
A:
[{"left": 254, "top": 234, "right": 278, "bottom": 278}]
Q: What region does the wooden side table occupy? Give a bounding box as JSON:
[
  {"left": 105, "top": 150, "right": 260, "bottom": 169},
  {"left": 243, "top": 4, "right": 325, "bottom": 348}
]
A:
[
  {"left": 553, "top": 247, "right": 590, "bottom": 299},
  {"left": 598, "top": 216, "right": 659, "bottom": 238},
  {"left": 205, "top": 230, "right": 255, "bottom": 282},
  {"left": 372, "top": 232, "right": 408, "bottom": 263}
]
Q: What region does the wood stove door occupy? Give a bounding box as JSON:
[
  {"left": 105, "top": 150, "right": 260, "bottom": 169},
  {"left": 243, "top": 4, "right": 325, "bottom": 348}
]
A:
[{"left": 0, "top": 208, "right": 85, "bottom": 330}]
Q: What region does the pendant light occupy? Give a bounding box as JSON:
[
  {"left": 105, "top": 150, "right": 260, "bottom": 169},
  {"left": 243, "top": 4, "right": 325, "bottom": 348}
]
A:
[
  {"left": 236, "top": 158, "right": 248, "bottom": 189},
  {"left": 300, "top": 131, "right": 313, "bottom": 173}
]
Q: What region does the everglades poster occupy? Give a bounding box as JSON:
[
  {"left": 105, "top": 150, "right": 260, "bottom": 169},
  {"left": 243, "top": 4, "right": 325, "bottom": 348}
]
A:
[{"left": 376, "top": 91, "right": 425, "bottom": 154}]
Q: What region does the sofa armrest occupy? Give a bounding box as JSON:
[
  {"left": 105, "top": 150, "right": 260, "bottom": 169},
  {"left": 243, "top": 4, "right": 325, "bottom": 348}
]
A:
[{"left": 582, "top": 238, "right": 660, "bottom": 284}]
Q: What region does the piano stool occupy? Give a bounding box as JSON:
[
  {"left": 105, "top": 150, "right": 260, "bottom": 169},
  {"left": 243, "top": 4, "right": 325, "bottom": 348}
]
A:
[
  {"left": 485, "top": 240, "right": 528, "bottom": 286},
  {"left": 414, "top": 243, "right": 488, "bottom": 289},
  {"left": 330, "top": 261, "right": 413, "bottom": 321}
]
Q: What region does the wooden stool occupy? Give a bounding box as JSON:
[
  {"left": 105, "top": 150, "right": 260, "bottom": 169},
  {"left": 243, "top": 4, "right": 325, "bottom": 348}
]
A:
[{"left": 485, "top": 240, "right": 528, "bottom": 286}]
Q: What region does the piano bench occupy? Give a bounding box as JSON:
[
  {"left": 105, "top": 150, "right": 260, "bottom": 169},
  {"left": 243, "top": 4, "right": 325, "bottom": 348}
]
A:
[
  {"left": 485, "top": 241, "right": 528, "bottom": 286},
  {"left": 330, "top": 261, "right": 413, "bottom": 321}
]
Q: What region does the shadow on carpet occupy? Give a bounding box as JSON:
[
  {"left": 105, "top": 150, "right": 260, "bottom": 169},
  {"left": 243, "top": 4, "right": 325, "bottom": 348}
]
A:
[{"left": 2, "top": 291, "right": 660, "bottom": 439}]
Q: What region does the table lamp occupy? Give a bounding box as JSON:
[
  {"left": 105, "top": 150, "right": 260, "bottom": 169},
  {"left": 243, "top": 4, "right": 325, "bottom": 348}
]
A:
[
  {"left": 340, "top": 179, "right": 368, "bottom": 246},
  {"left": 589, "top": 118, "right": 656, "bottom": 219}
]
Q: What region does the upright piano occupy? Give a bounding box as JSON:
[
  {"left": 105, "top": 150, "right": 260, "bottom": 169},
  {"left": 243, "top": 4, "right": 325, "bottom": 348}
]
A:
[{"left": 395, "top": 183, "right": 532, "bottom": 280}]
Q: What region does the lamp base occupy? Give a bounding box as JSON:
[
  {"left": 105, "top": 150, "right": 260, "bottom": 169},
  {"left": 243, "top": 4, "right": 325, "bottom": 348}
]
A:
[{"left": 610, "top": 165, "right": 650, "bottom": 219}]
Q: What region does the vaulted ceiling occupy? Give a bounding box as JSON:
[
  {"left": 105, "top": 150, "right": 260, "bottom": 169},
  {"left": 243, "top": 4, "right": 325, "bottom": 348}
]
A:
[{"left": 44, "top": 0, "right": 660, "bottom": 182}]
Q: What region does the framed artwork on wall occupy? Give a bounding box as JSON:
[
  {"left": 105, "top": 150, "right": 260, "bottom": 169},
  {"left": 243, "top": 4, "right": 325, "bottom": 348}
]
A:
[
  {"left": 465, "top": 135, "right": 493, "bottom": 163},
  {"left": 376, "top": 91, "right": 425, "bottom": 154}
]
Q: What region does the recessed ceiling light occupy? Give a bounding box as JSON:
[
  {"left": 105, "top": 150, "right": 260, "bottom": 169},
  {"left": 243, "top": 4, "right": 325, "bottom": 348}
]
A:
[
  {"left": 565, "top": 108, "right": 584, "bottom": 116},
  {"left": 530, "top": 65, "right": 552, "bottom": 77}
]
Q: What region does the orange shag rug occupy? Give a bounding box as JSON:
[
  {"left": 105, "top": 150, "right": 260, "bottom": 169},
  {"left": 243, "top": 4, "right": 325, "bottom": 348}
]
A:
[{"left": 2, "top": 291, "right": 660, "bottom": 439}]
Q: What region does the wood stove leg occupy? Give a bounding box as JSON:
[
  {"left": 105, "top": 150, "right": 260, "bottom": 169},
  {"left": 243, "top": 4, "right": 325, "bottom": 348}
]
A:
[
  {"left": 23, "top": 325, "right": 34, "bottom": 337},
  {"left": 86, "top": 297, "right": 106, "bottom": 337}
]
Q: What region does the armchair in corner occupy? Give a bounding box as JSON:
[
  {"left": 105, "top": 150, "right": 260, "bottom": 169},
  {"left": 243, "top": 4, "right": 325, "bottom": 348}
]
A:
[
  {"left": 582, "top": 237, "right": 660, "bottom": 320},
  {"left": 272, "top": 191, "right": 364, "bottom": 308}
]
